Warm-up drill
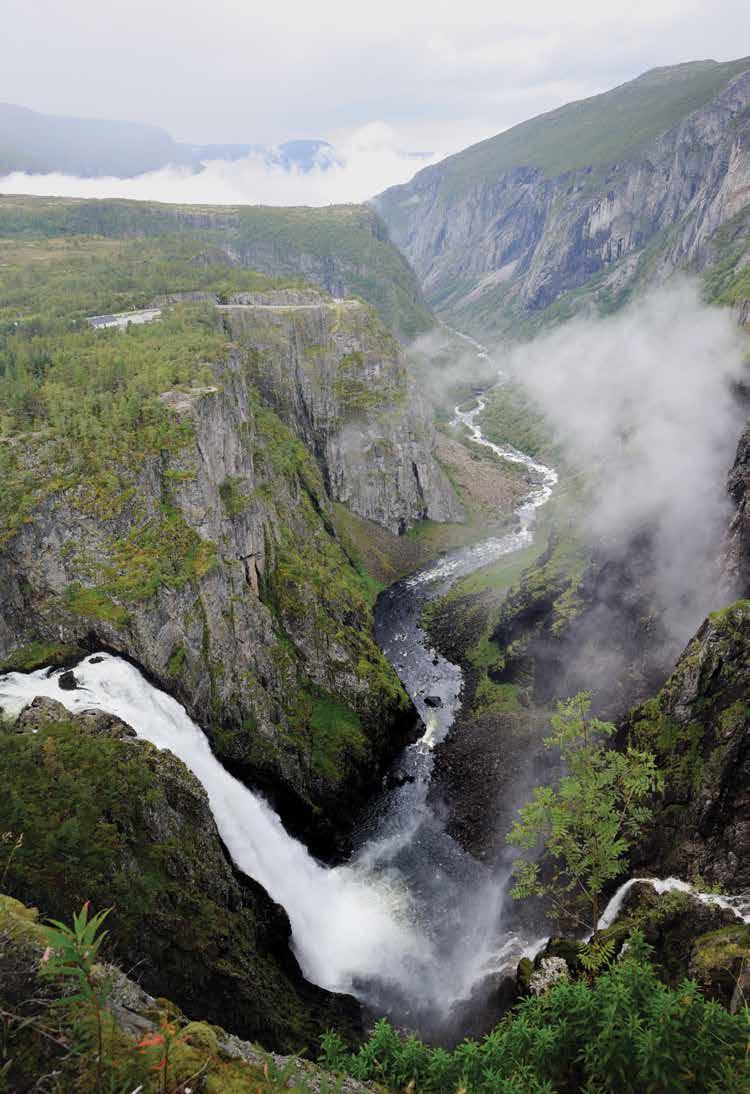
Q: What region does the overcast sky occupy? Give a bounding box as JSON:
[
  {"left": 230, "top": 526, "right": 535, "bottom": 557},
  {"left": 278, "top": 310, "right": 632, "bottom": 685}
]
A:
[{"left": 2, "top": 1, "right": 749, "bottom": 203}]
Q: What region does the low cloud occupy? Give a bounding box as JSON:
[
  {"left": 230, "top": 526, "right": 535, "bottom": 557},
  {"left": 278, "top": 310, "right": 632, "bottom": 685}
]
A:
[{"left": 0, "top": 123, "right": 442, "bottom": 207}]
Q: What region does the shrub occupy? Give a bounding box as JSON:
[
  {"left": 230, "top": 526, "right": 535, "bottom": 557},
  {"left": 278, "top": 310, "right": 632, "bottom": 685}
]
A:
[{"left": 319, "top": 933, "right": 750, "bottom": 1092}]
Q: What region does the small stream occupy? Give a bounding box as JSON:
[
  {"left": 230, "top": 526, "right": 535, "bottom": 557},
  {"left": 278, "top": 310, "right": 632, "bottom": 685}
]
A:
[{"left": 0, "top": 338, "right": 562, "bottom": 1039}]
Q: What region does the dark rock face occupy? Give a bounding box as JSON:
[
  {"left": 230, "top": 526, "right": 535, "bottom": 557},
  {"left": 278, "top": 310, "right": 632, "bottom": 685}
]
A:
[
  {"left": 57, "top": 669, "right": 78, "bottom": 691},
  {"left": 493, "top": 531, "right": 676, "bottom": 720},
  {"left": 0, "top": 706, "right": 360, "bottom": 1052},
  {"left": 721, "top": 423, "right": 750, "bottom": 597},
  {"left": 625, "top": 600, "right": 750, "bottom": 891},
  {"left": 428, "top": 531, "right": 677, "bottom": 864}
]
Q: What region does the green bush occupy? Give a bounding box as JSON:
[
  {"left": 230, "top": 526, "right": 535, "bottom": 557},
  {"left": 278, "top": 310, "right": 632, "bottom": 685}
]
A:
[{"left": 319, "top": 933, "right": 749, "bottom": 1092}]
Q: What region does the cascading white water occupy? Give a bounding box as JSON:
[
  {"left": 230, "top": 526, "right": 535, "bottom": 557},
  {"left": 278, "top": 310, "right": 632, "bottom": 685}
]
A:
[
  {"left": 596, "top": 876, "right": 750, "bottom": 935},
  {"left": 0, "top": 655, "right": 430, "bottom": 995}
]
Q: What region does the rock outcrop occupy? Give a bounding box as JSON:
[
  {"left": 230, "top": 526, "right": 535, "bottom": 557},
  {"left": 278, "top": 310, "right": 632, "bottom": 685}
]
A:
[
  {"left": 526, "top": 883, "right": 750, "bottom": 1013},
  {"left": 377, "top": 59, "right": 750, "bottom": 333},
  {"left": 625, "top": 600, "right": 750, "bottom": 890},
  {"left": 0, "top": 702, "right": 361, "bottom": 1053},
  {"left": 223, "top": 295, "right": 463, "bottom": 533}
]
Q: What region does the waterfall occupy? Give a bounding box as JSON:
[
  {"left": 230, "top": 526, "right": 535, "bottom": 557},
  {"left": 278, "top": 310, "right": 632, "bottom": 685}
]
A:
[
  {"left": 0, "top": 655, "right": 429, "bottom": 996},
  {"left": 596, "top": 876, "right": 750, "bottom": 935}
]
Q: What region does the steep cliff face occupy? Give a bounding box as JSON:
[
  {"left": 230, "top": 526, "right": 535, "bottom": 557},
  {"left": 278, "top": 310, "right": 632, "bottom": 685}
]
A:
[
  {"left": 223, "top": 294, "right": 463, "bottom": 533},
  {"left": 625, "top": 600, "right": 750, "bottom": 891},
  {"left": 0, "top": 303, "right": 454, "bottom": 848},
  {"left": 722, "top": 422, "right": 750, "bottom": 596},
  {"left": 376, "top": 58, "right": 750, "bottom": 334},
  {"left": 0, "top": 699, "right": 360, "bottom": 1052}
]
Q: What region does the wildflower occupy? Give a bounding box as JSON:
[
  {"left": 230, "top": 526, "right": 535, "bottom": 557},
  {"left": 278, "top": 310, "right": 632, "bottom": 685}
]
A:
[
  {"left": 136, "top": 1031, "right": 165, "bottom": 1050},
  {"left": 41, "top": 946, "right": 52, "bottom": 964}
]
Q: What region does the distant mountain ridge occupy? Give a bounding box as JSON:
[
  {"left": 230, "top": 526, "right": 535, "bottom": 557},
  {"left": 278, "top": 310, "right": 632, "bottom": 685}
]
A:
[
  {"left": 0, "top": 101, "right": 332, "bottom": 177},
  {"left": 375, "top": 55, "right": 750, "bottom": 335}
]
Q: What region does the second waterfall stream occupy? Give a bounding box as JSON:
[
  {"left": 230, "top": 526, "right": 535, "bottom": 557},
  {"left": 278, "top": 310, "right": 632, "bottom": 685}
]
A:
[{"left": 0, "top": 345, "right": 560, "bottom": 1034}]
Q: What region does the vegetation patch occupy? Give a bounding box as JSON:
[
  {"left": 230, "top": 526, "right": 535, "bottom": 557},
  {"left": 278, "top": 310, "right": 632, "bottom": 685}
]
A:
[
  {"left": 219, "top": 474, "right": 251, "bottom": 516},
  {"left": 0, "top": 640, "right": 82, "bottom": 673},
  {"left": 64, "top": 584, "right": 131, "bottom": 627},
  {"left": 477, "top": 380, "right": 559, "bottom": 462},
  {"left": 320, "top": 932, "right": 749, "bottom": 1092}
]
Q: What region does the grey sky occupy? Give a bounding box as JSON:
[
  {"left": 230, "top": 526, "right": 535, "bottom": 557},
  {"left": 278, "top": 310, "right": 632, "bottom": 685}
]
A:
[{"left": 4, "top": 1, "right": 749, "bottom": 154}]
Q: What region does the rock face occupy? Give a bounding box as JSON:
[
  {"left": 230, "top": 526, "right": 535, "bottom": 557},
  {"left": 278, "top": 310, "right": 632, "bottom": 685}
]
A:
[
  {"left": 0, "top": 704, "right": 361, "bottom": 1052},
  {"left": 425, "top": 530, "right": 680, "bottom": 864},
  {"left": 376, "top": 59, "right": 750, "bottom": 333},
  {"left": 721, "top": 423, "right": 750, "bottom": 597},
  {"left": 0, "top": 298, "right": 462, "bottom": 848},
  {"left": 223, "top": 296, "right": 463, "bottom": 533},
  {"left": 625, "top": 600, "right": 750, "bottom": 890},
  {"left": 14, "top": 695, "right": 137, "bottom": 739}
]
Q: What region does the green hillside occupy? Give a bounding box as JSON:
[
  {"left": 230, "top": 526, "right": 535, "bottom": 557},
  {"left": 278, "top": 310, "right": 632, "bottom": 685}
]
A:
[{"left": 0, "top": 196, "right": 433, "bottom": 338}]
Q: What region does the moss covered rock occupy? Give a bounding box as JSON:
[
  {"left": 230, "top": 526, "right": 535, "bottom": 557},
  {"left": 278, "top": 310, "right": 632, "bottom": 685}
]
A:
[
  {"left": 689, "top": 923, "right": 750, "bottom": 1012},
  {"left": 0, "top": 708, "right": 360, "bottom": 1053},
  {"left": 0, "top": 896, "right": 374, "bottom": 1093},
  {"left": 625, "top": 600, "right": 750, "bottom": 890},
  {"left": 590, "top": 882, "right": 740, "bottom": 992}
]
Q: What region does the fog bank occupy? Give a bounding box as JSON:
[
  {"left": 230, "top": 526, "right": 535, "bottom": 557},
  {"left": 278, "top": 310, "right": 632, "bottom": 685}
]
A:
[{"left": 0, "top": 123, "right": 441, "bottom": 207}]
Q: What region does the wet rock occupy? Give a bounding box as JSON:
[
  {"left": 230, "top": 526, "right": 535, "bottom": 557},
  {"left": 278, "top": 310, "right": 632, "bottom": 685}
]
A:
[
  {"left": 385, "top": 766, "right": 416, "bottom": 790},
  {"left": 516, "top": 956, "right": 535, "bottom": 996},
  {"left": 424, "top": 694, "right": 443, "bottom": 708},
  {"left": 15, "top": 696, "right": 69, "bottom": 733},
  {"left": 57, "top": 669, "right": 78, "bottom": 690},
  {"left": 528, "top": 956, "right": 570, "bottom": 995}
]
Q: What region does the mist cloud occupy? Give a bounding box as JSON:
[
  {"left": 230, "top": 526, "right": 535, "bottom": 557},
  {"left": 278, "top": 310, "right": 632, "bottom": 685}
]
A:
[
  {"left": 0, "top": 124, "right": 442, "bottom": 207},
  {"left": 504, "top": 282, "right": 748, "bottom": 642}
]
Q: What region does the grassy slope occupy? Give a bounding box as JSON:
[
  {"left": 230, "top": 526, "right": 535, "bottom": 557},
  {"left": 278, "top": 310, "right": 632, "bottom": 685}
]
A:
[{"left": 0, "top": 195, "right": 433, "bottom": 339}]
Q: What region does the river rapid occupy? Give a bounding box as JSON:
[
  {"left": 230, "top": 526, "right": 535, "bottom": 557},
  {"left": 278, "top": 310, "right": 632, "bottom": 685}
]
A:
[{"left": 0, "top": 337, "right": 563, "bottom": 1039}]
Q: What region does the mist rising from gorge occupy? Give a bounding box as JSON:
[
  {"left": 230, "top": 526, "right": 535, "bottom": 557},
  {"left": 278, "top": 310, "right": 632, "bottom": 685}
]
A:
[{"left": 505, "top": 282, "right": 748, "bottom": 646}]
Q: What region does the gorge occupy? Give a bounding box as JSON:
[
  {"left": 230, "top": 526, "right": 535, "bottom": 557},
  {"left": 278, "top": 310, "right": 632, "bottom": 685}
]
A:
[
  {"left": 1, "top": 48, "right": 750, "bottom": 1094},
  {"left": 0, "top": 347, "right": 559, "bottom": 1040}
]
